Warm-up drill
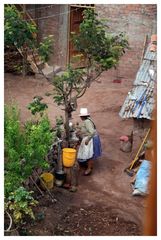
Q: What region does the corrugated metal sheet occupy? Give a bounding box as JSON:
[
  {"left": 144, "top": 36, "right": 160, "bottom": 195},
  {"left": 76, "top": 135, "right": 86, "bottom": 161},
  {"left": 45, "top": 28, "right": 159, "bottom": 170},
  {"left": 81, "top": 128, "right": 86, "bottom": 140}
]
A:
[
  {"left": 144, "top": 46, "right": 157, "bottom": 61},
  {"left": 134, "top": 60, "right": 152, "bottom": 86},
  {"left": 119, "top": 45, "right": 157, "bottom": 120}
]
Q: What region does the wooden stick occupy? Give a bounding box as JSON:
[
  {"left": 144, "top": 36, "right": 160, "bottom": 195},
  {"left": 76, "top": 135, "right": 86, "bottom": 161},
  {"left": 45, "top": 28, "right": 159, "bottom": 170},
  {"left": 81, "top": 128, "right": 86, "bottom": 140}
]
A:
[
  {"left": 29, "top": 176, "right": 44, "bottom": 196},
  {"left": 140, "top": 35, "right": 148, "bottom": 63},
  {"left": 33, "top": 170, "right": 56, "bottom": 202},
  {"left": 129, "top": 128, "right": 151, "bottom": 170}
]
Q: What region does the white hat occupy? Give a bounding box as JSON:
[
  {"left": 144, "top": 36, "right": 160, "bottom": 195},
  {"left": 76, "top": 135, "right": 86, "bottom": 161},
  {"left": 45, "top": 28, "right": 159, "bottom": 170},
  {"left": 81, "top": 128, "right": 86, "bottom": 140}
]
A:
[{"left": 79, "top": 108, "right": 90, "bottom": 117}]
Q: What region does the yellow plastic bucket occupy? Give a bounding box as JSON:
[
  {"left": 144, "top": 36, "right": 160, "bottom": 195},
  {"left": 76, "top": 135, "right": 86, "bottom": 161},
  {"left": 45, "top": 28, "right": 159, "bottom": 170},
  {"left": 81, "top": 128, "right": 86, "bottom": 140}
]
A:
[
  {"left": 62, "top": 148, "right": 76, "bottom": 167},
  {"left": 40, "top": 173, "right": 54, "bottom": 190}
]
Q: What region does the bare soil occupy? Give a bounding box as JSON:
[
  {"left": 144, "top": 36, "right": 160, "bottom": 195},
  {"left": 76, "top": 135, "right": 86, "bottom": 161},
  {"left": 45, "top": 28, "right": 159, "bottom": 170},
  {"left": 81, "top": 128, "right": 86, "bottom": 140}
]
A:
[{"left": 4, "top": 72, "right": 146, "bottom": 236}]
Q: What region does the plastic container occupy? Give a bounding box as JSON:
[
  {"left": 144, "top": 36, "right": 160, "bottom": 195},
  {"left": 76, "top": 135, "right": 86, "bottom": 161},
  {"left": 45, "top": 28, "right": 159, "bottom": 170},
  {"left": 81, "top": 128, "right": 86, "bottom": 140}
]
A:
[
  {"left": 40, "top": 172, "right": 54, "bottom": 190},
  {"left": 62, "top": 148, "right": 76, "bottom": 167},
  {"left": 119, "top": 135, "right": 129, "bottom": 142}
]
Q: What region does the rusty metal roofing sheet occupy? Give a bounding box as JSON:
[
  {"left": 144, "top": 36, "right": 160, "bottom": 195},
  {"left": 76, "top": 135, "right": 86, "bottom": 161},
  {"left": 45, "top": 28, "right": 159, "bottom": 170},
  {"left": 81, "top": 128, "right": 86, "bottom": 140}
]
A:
[{"left": 144, "top": 45, "right": 157, "bottom": 61}]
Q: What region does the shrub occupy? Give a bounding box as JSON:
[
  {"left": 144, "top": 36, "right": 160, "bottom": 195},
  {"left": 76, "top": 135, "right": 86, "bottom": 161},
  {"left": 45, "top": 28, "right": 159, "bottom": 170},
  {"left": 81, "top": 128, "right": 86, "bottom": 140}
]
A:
[
  {"left": 23, "top": 115, "right": 53, "bottom": 178},
  {"left": 4, "top": 104, "right": 25, "bottom": 196},
  {"left": 4, "top": 104, "right": 53, "bottom": 194},
  {"left": 5, "top": 187, "right": 38, "bottom": 224}
]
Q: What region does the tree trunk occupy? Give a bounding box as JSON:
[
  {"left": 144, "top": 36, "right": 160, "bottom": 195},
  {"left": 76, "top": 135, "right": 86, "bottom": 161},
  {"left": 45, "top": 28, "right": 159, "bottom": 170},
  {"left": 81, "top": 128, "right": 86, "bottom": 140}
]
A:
[
  {"left": 65, "top": 108, "right": 70, "bottom": 146},
  {"left": 22, "top": 50, "right": 28, "bottom": 77}
]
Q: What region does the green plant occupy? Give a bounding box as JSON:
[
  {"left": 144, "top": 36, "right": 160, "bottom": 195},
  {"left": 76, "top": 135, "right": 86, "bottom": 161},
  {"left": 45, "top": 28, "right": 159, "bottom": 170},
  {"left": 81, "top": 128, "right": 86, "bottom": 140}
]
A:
[
  {"left": 38, "top": 35, "right": 54, "bottom": 63},
  {"left": 4, "top": 5, "right": 54, "bottom": 75},
  {"left": 27, "top": 96, "right": 48, "bottom": 116},
  {"left": 4, "top": 104, "right": 53, "bottom": 193},
  {"left": 4, "top": 104, "right": 26, "bottom": 196},
  {"left": 4, "top": 104, "right": 24, "bottom": 151},
  {"left": 23, "top": 116, "right": 53, "bottom": 177},
  {"left": 72, "top": 9, "right": 129, "bottom": 70},
  {"left": 6, "top": 187, "right": 38, "bottom": 224},
  {"left": 4, "top": 5, "right": 37, "bottom": 49},
  {"left": 4, "top": 104, "right": 54, "bottom": 228},
  {"left": 5, "top": 172, "right": 24, "bottom": 197}
]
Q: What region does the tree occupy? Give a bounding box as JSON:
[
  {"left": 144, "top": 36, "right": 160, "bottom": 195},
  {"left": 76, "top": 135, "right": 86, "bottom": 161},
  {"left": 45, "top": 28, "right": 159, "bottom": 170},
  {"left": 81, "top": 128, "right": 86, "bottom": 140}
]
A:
[
  {"left": 4, "top": 5, "right": 53, "bottom": 76},
  {"left": 50, "top": 9, "right": 129, "bottom": 144}
]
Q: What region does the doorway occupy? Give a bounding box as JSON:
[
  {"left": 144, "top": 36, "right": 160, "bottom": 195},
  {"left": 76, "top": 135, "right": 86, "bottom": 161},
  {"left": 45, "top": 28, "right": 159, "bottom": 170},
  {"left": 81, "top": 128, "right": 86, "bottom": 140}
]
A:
[{"left": 69, "top": 5, "right": 94, "bottom": 67}]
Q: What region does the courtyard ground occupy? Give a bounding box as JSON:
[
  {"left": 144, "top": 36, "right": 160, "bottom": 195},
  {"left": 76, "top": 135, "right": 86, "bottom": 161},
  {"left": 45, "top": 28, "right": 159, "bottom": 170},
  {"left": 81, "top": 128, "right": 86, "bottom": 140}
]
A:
[{"left": 4, "top": 71, "right": 146, "bottom": 236}]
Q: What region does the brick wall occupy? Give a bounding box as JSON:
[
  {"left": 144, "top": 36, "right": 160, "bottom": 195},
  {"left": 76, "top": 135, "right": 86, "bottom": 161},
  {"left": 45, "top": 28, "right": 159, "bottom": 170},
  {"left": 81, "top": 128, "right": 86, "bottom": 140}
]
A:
[
  {"left": 27, "top": 4, "right": 69, "bottom": 67},
  {"left": 96, "top": 4, "right": 157, "bottom": 80},
  {"left": 27, "top": 4, "right": 157, "bottom": 80}
]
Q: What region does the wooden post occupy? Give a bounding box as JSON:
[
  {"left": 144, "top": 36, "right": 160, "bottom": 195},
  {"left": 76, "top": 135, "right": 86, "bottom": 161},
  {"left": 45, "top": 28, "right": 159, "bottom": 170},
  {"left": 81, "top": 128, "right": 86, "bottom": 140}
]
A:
[
  {"left": 144, "top": 108, "right": 157, "bottom": 235},
  {"left": 140, "top": 35, "right": 148, "bottom": 64}
]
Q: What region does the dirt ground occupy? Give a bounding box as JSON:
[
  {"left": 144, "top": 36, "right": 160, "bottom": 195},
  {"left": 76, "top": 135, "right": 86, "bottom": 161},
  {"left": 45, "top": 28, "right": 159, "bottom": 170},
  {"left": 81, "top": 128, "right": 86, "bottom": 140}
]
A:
[{"left": 4, "top": 72, "right": 146, "bottom": 236}]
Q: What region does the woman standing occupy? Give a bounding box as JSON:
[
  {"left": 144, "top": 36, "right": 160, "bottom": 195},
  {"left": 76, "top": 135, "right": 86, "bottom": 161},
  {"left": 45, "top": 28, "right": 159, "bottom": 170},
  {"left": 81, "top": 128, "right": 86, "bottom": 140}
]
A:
[{"left": 77, "top": 108, "right": 102, "bottom": 175}]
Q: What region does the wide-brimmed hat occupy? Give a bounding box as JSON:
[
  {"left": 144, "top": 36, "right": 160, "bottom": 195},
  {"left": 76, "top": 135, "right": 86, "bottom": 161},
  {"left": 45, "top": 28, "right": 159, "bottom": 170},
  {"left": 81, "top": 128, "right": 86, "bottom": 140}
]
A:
[{"left": 79, "top": 108, "right": 90, "bottom": 117}]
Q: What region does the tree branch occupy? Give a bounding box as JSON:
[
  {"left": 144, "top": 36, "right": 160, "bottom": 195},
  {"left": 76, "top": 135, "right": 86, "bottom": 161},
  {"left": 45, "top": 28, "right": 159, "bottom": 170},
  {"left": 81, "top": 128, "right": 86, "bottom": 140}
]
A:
[
  {"left": 31, "top": 50, "right": 50, "bottom": 82},
  {"left": 76, "top": 85, "right": 88, "bottom": 99}
]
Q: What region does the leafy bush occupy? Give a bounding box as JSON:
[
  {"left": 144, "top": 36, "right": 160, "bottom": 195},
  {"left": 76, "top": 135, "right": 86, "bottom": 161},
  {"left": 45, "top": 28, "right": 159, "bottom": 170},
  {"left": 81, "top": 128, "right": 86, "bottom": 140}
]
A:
[
  {"left": 4, "top": 104, "right": 54, "bottom": 227},
  {"left": 4, "top": 104, "right": 24, "bottom": 155},
  {"left": 5, "top": 172, "right": 24, "bottom": 198},
  {"left": 4, "top": 104, "right": 53, "bottom": 194},
  {"left": 5, "top": 187, "right": 38, "bottom": 224},
  {"left": 4, "top": 105, "right": 25, "bottom": 196},
  {"left": 23, "top": 116, "right": 53, "bottom": 177}
]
